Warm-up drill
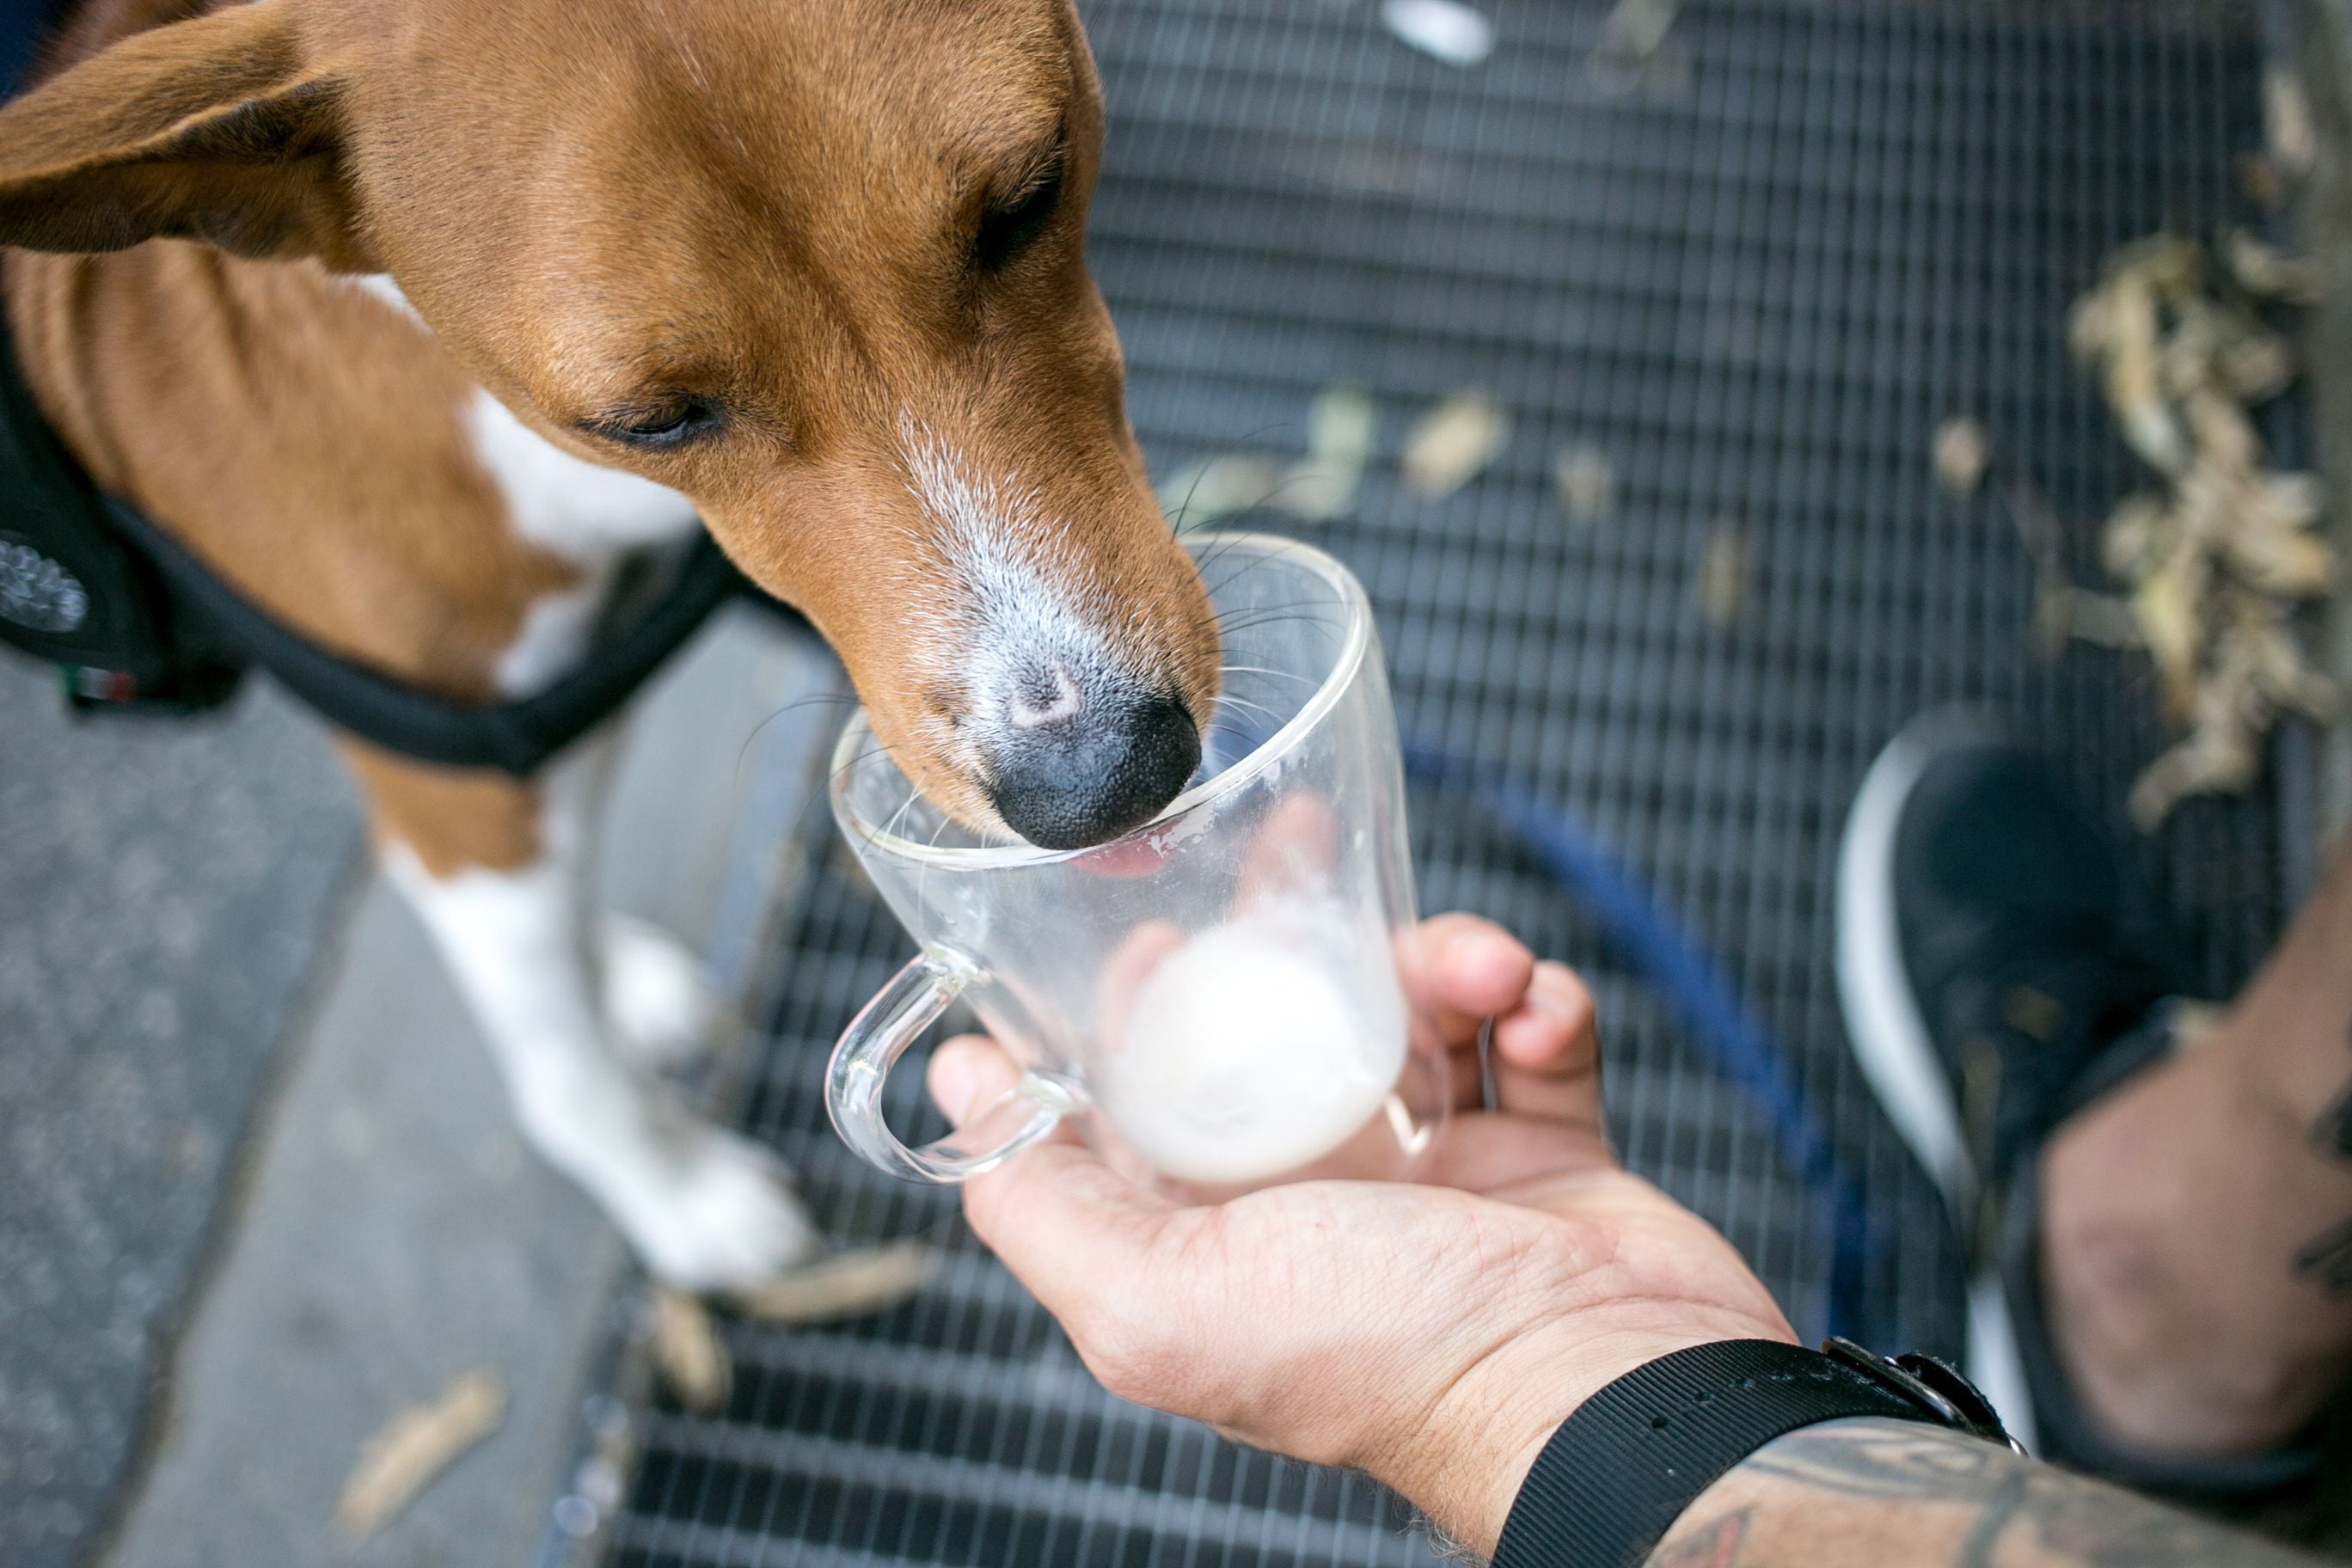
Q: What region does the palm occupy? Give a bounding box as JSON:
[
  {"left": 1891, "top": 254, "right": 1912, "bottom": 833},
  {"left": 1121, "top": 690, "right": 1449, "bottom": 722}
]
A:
[
  {"left": 1141, "top": 1123, "right": 1780, "bottom": 1479},
  {"left": 938, "top": 911, "right": 1796, "bottom": 1547}
]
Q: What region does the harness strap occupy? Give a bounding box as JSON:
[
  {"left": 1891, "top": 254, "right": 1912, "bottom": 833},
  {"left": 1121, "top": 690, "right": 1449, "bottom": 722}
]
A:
[
  {"left": 0, "top": 0, "right": 58, "bottom": 97},
  {"left": 104, "top": 499, "right": 780, "bottom": 776}
]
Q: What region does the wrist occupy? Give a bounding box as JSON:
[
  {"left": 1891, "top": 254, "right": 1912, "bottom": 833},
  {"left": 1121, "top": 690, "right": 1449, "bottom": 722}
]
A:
[{"left": 1369, "top": 1308, "right": 1796, "bottom": 1558}]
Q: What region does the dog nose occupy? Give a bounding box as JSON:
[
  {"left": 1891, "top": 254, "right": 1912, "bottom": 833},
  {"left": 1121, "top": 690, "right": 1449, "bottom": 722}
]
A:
[{"left": 983, "top": 675, "right": 1200, "bottom": 851}]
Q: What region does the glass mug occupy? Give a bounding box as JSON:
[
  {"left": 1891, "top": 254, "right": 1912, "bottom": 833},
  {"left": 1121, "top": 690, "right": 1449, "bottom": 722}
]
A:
[{"left": 825, "top": 531, "right": 1442, "bottom": 1192}]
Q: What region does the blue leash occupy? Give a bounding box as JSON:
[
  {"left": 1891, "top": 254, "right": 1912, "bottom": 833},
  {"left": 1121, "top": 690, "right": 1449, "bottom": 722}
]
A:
[{"left": 1405, "top": 741, "right": 1878, "bottom": 1344}]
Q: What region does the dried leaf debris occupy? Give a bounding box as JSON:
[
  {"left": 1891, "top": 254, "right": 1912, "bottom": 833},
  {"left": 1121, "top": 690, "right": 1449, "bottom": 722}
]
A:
[
  {"left": 1694, "top": 522, "right": 1748, "bottom": 625},
  {"left": 1972, "top": 230, "right": 2333, "bottom": 830},
  {"left": 1589, "top": 0, "right": 1688, "bottom": 99},
  {"left": 2264, "top": 65, "right": 2315, "bottom": 182},
  {"left": 1156, "top": 453, "right": 1284, "bottom": 527},
  {"left": 1277, "top": 383, "right": 1378, "bottom": 522},
  {"left": 1932, "top": 417, "right": 1990, "bottom": 499},
  {"left": 1400, "top": 391, "right": 1509, "bottom": 499},
  {"left": 1553, "top": 441, "right": 1616, "bottom": 523},
  {"left": 650, "top": 1287, "right": 732, "bottom": 1413},
  {"left": 336, "top": 1369, "right": 507, "bottom": 1538},
  {"left": 1159, "top": 385, "right": 1538, "bottom": 528},
  {"left": 727, "top": 1238, "right": 939, "bottom": 1325}
]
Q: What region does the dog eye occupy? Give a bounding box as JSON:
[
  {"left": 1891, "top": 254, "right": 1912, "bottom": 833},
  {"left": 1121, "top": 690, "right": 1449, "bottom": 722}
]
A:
[
  {"left": 975, "top": 156, "right": 1065, "bottom": 273},
  {"left": 599, "top": 398, "right": 723, "bottom": 450}
]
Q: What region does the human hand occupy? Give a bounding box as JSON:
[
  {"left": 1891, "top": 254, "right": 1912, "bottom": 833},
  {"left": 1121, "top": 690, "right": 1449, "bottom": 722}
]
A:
[{"left": 927, "top": 914, "right": 1795, "bottom": 1555}]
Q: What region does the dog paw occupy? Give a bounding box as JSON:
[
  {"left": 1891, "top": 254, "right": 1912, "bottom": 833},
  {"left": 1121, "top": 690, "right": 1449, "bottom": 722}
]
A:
[
  {"left": 603, "top": 916, "right": 718, "bottom": 1069},
  {"left": 626, "top": 1129, "right": 819, "bottom": 1292}
]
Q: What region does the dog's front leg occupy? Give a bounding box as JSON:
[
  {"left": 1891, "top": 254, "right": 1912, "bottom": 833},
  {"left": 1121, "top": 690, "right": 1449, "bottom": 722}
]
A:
[{"left": 347, "top": 738, "right": 816, "bottom": 1290}]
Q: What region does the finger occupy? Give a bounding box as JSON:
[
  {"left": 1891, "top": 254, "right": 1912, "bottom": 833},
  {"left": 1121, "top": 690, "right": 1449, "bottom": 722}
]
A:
[
  {"left": 1234, "top": 793, "right": 1341, "bottom": 911},
  {"left": 928, "top": 1032, "right": 1013, "bottom": 1126},
  {"left": 927, "top": 1034, "right": 1083, "bottom": 1151},
  {"left": 926, "top": 1036, "right": 1179, "bottom": 1321},
  {"left": 1487, "top": 962, "right": 1604, "bottom": 1124},
  {"left": 1096, "top": 922, "right": 1187, "bottom": 1053},
  {"left": 1402, "top": 913, "right": 1535, "bottom": 1051},
  {"left": 1490, "top": 962, "right": 1596, "bottom": 1073},
  {"left": 1419, "top": 1110, "right": 1619, "bottom": 1191}
]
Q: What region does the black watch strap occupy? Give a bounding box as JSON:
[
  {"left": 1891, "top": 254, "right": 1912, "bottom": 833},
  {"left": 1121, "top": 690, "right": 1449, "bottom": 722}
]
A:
[{"left": 1492, "top": 1339, "right": 1994, "bottom": 1568}]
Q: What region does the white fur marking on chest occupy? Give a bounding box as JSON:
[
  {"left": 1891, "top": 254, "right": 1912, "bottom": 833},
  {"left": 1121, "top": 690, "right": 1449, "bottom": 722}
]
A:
[
  {"left": 465, "top": 389, "right": 701, "bottom": 565},
  {"left": 345, "top": 276, "right": 695, "bottom": 565},
  {"left": 348, "top": 273, "right": 430, "bottom": 331},
  {"left": 494, "top": 573, "right": 614, "bottom": 698},
  {"left": 341, "top": 275, "right": 695, "bottom": 698}
]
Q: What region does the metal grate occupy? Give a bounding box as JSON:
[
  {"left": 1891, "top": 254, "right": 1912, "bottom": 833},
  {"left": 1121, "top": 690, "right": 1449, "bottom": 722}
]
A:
[{"left": 596, "top": 3, "right": 2306, "bottom": 1563}]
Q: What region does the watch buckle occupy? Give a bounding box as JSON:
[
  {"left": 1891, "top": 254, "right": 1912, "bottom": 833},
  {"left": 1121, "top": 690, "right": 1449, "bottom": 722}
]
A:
[{"left": 1821, "top": 1336, "right": 2026, "bottom": 1455}]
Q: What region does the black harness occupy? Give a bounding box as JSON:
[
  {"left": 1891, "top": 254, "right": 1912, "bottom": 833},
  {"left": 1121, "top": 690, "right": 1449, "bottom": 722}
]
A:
[{"left": 0, "top": 311, "right": 791, "bottom": 776}]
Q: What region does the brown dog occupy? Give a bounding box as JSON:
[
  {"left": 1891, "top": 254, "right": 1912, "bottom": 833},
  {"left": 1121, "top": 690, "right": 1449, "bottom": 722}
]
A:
[{"left": 0, "top": 0, "right": 1220, "bottom": 1287}]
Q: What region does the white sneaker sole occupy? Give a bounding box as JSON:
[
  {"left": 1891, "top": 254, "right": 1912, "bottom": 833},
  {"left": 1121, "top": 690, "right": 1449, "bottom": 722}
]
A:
[{"left": 1834, "top": 708, "right": 2039, "bottom": 1451}]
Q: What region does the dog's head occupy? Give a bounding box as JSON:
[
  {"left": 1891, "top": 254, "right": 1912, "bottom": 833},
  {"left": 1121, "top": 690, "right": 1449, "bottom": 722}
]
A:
[{"left": 0, "top": 0, "right": 1220, "bottom": 848}]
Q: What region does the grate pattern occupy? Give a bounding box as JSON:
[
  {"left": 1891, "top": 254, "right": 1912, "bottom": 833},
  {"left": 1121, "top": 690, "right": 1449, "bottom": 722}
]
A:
[{"left": 599, "top": 3, "right": 2306, "bottom": 1564}]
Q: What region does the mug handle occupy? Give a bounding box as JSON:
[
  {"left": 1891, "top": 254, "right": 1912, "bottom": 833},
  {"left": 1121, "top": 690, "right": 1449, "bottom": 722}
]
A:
[{"left": 826, "top": 951, "right": 1075, "bottom": 1183}]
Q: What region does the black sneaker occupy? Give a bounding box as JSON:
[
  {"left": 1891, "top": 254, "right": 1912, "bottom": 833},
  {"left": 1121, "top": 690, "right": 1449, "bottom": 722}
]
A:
[
  {"left": 1834, "top": 712, "right": 2171, "bottom": 1457},
  {"left": 1837, "top": 711, "right": 2324, "bottom": 1492}
]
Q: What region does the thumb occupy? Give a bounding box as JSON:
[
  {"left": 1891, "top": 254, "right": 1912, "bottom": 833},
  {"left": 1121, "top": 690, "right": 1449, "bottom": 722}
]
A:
[
  {"left": 925, "top": 1034, "right": 1178, "bottom": 1323},
  {"left": 927, "top": 1032, "right": 1020, "bottom": 1129}
]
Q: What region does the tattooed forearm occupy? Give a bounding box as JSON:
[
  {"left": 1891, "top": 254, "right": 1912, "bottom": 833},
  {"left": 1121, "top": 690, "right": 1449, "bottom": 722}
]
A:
[
  {"left": 1639, "top": 1418, "right": 2319, "bottom": 1568},
  {"left": 2294, "top": 1216, "right": 2352, "bottom": 1296},
  {"left": 1649, "top": 1510, "right": 1750, "bottom": 1567},
  {"left": 2300, "top": 1063, "right": 2352, "bottom": 1295},
  {"left": 2316, "top": 1073, "right": 2352, "bottom": 1162}
]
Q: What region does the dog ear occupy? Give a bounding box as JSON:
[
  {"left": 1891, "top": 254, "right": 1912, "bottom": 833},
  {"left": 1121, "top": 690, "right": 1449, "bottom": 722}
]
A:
[{"left": 0, "top": 1, "right": 371, "bottom": 269}]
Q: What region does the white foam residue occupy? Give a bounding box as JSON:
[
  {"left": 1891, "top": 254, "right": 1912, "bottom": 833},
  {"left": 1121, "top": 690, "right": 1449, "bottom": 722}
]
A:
[{"left": 1099, "top": 900, "right": 1406, "bottom": 1184}]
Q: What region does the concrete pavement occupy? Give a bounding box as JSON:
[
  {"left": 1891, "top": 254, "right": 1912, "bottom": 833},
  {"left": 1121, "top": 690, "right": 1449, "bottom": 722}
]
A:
[{"left": 0, "top": 605, "right": 833, "bottom": 1568}]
